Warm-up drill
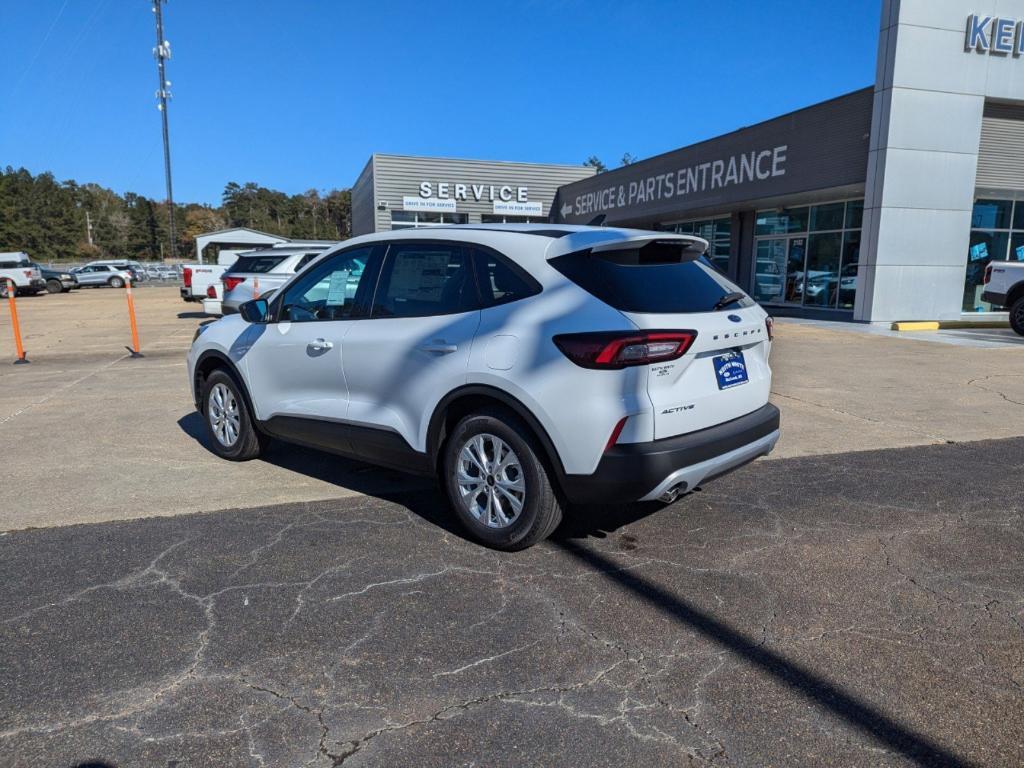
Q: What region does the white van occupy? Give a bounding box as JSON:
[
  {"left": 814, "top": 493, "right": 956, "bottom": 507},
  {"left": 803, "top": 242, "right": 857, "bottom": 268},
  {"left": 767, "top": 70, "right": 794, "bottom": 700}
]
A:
[{"left": 0, "top": 252, "right": 45, "bottom": 298}]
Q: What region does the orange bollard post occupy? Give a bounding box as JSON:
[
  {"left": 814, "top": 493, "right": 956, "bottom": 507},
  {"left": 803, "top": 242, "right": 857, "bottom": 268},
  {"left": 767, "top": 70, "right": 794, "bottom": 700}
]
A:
[
  {"left": 6, "top": 279, "right": 29, "bottom": 364},
  {"left": 124, "top": 277, "right": 144, "bottom": 358},
  {"left": 253, "top": 275, "right": 260, "bottom": 299}
]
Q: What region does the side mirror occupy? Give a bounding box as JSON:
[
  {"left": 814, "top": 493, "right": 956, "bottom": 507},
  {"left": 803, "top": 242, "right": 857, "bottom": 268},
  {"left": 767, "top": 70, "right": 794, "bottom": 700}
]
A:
[{"left": 239, "top": 298, "right": 270, "bottom": 323}]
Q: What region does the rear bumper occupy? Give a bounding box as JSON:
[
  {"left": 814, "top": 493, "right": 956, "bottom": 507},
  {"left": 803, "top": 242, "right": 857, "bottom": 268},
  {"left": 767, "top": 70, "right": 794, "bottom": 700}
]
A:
[
  {"left": 559, "top": 403, "right": 781, "bottom": 505},
  {"left": 981, "top": 290, "right": 1007, "bottom": 307}
]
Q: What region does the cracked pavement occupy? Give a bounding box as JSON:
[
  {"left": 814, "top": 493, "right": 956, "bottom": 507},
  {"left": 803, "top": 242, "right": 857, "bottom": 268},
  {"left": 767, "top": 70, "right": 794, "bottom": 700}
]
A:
[{"left": 2, "top": 438, "right": 1022, "bottom": 767}]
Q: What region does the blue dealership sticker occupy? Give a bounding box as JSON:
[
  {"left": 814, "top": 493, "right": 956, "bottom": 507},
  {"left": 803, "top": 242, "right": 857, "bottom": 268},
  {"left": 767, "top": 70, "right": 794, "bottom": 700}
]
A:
[{"left": 713, "top": 351, "right": 748, "bottom": 389}]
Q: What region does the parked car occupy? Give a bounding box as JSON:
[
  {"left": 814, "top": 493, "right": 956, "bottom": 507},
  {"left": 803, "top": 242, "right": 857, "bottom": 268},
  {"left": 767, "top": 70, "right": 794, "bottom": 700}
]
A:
[
  {"left": 189, "top": 225, "right": 779, "bottom": 550},
  {"left": 71, "top": 264, "right": 132, "bottom": 288},
  {"left": 220, "top": 246, "right": 329, "bottom": 315},
  {"left": 0, "top": 252, "right": 46, "bottom": 297},
  {"left": 31, "top": 263, "right": 79, "bottom": 293},
  {"left": 83, "top": 260, "right": 146, "bottom": 283},
  {"left": 983, "top": 260, "right": 1024, "bottom": 334}
]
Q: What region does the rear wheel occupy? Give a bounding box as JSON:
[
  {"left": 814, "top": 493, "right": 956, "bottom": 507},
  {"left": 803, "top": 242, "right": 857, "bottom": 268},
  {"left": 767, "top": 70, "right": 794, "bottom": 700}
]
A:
[
  {"left": 45, "top": 279, "right": 63, "bottom": 294},
  {"left": 0, "top": 282, "right": 15, "bottom": 298},
  {"left": 200, "top": 369, "right": 263, "bottom": 460},
  {"left": 442, "top": 409, "right": 562, "bottom": 550},
  {"left": 109, "top": 276, "right": 125, "bottom": 288},
  {"left": 1010, "top": 297, "right": 1024, "bottom": 337}
]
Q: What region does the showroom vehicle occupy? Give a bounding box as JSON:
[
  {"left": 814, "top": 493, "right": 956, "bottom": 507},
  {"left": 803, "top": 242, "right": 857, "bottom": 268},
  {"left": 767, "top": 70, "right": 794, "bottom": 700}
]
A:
[
  {"left": 188, "top": 225, "right": 779, "bottom": 550},
  {"left": 71, "top": 264, "right": 132, "bottom": 288},
  {"left": 0, "top": 252, "right": 46, "bottom": 297},
  {"left": 220, "top": 245, "right": 329, "bottom": 315},
  {"left": 31, "top": 263, "right": 79, "bottom": 293},
  {"left": 982, "top": 260, "right": 1024, "bottom": 335}
]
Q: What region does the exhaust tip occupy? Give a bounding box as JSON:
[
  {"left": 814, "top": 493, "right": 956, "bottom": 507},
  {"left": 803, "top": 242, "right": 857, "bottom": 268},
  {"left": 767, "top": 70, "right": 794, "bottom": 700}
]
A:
[{"left": 658, "top": 482, "right": 688, "bottom": 504}]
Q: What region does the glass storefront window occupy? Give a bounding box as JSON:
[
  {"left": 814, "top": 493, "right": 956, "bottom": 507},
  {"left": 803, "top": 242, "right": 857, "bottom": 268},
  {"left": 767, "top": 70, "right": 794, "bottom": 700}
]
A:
[
  {"left": 755, "top": 207, "right": 808, "bottom": 236},
  {"left": 971, "top": 199, "right": 1013, "bottom": 229},
  {"left": 964, "top": 230, "right": 1009, "bottom": 311},
  {"left": 838, "top": 231, "right": 861, "bottom": 310},
  {"left": 810, "top": 202, "right": 845, "bottom": 232},
  {"left": 1013, "top": 232, "right": 1024, "bottom": 262},
  {"left": 964, "top": 199, "right": 1024, "bottom": 312},
  {"left": 390, "top": 211, "right": 467, "bottom": 230},
  {"left": 801, "top": 233, "right": 842, "bottom": 307},
  {"left": 845, "top": 200, "right": 864, "bottom": 229},
  {"left": 753, "top": 239, "right": 786, "bottom": 303},
  {"left": 663, "top": 217, "right": 731, "bottom": 273},
  {"left": 753, "top": 198, "right": 862, "bottom": 309}
]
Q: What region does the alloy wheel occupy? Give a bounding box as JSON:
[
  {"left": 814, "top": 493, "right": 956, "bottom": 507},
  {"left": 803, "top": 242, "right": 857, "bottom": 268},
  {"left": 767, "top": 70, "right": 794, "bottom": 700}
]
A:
[
  {"left": 456, "top": 433, "right": 526, "bottom": 528},
  {"left": 208, "top": 382, "right": 241, "bottom": 447}
]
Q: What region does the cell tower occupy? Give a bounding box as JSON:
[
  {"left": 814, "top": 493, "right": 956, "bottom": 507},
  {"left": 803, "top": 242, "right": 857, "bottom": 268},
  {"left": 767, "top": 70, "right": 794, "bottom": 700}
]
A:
[{"left": 152, "top": 0, "right": 175, "bottom": 260}]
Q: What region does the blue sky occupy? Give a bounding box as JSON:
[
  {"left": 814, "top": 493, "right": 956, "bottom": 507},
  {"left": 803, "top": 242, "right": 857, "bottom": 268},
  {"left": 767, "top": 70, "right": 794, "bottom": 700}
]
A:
[{"left": 1, "top": 0, "right": 881, "bottom": 206}]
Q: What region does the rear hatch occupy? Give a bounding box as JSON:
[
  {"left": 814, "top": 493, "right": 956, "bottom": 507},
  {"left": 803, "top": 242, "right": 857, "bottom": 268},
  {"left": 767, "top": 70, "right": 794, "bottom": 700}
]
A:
[
  {"left": 550, "top": 236, "right": 771, "bottom": 440},
  {"left": 222, "top": 253, "right": 294, "bottom": 301}
]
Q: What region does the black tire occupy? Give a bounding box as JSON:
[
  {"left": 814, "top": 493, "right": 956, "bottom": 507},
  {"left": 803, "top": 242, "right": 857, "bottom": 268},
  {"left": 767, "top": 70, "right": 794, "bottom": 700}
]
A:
[
  {"left": 109, "top": 276, "right": 125, "bottom": 288},
  {"left": 45, "top": 279, "right": 63, "bottom": 294},
  {"left": 1010, "top": 297, "right": 1024, "bottom": 337},
  {"left": 200, "top": 369, "right": 264, "bottom": 461},
  {"left": 442, "top": 407, "right": 562, "bottom": 551}
]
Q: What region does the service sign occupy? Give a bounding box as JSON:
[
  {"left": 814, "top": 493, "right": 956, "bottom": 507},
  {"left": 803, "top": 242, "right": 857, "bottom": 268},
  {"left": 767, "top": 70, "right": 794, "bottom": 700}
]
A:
[
  {"left": 402, "top": 196, "right": 457, "bottom": 213},
  {"left": 493, "top": 200, "right": 543, "bottom": 216}
]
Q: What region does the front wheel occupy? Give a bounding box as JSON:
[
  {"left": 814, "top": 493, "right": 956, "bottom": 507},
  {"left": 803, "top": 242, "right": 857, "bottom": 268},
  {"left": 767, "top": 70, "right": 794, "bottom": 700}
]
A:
[
  {"left": 442, "top": 409, "right": 562, "bottom": 551},
  {"left": 109, "top": 276, "right": 125, "bottom": 288},
  {"left": 45, "top": 279, "right": 63, "bottom": 294},
  {"left": 1010, "top": 297, "right": 1024, "bottom": 337},
  {"left": 200, "top": 369, "right": 264, "bottom": 460}
]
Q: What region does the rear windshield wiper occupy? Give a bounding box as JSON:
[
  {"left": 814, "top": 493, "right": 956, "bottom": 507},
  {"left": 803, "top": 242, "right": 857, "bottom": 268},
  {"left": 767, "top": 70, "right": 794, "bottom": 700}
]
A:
[{"left": 711, "top": 291, "right": 746, "bottom": 311}]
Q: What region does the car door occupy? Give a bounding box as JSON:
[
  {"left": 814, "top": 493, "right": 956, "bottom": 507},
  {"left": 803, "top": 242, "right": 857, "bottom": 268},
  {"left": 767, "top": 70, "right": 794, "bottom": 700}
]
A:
[
  {"left": 342, "top": 240, "right": 481, "bottom": 455},
  {"left": 242, "top": 244, "right": 381, "bottom": 447},
  {"left": 78, "top": 266, "right": 103, "bottom": 285}
]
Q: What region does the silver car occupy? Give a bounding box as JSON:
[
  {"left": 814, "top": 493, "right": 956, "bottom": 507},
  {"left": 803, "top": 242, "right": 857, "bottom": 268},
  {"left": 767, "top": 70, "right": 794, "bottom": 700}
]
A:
[
  {"left": 220, "top": 246, "right": 330, "bottom": 314},
  {"left": 72, "top": 264, "right": 133, "bottom": 288}
]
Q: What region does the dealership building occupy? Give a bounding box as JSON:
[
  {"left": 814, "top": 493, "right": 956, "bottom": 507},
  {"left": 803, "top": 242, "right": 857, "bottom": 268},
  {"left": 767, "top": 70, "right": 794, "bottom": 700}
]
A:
[
  {"left": 354, "top": 0, "right": 1024, "bottom": 322},
  {"left": 352, "top": 154, "right": 595, "bottom": 235}
]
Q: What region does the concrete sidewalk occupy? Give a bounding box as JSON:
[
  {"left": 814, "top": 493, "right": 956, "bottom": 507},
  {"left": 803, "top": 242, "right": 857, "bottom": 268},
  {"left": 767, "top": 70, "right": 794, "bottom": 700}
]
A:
[{"left": 2, "top": 290, "right": 1023, "bottom": 530}]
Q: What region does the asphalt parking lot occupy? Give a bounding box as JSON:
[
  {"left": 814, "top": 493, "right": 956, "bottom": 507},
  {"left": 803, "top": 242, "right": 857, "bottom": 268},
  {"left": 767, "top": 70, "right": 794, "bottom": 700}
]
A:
[
  {"left": 2, "top": 438, "right": 1022, "bottom": 767},
  {"left": 1, "top": 287, "right": 1022, "bottom": 766}
]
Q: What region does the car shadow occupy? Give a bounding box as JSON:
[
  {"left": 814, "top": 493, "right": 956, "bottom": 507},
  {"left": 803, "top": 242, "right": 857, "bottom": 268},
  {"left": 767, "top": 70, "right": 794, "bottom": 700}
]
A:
[
  {"left": 176, "top": 411, "right": 464, "bottom": 538},
  {"left": 177, "top": 311, "right": 209, "bottom": 319},
  {"left": 176, "top": 411, "right": 659, "bottom": 544}
]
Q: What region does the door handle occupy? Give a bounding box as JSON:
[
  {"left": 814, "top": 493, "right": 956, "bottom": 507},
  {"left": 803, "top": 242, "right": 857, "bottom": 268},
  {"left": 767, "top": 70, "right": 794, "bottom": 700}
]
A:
[
  {"left": 419, "top": 341, "right": 458, "bottom": 355},
  {"left": 308, "top": 338, "right": 334, "bottom": 352}
]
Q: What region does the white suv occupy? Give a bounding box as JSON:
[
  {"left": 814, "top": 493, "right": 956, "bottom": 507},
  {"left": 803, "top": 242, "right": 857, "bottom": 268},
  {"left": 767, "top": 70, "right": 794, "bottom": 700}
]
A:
[{"left": 188, "top": 225, "right": 779, "bottom": 550}]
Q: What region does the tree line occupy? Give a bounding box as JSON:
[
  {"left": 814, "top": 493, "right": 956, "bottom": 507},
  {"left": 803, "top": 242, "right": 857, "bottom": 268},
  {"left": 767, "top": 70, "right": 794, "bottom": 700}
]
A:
[{"left": 0, "top": 166, "right": 352, "bottom": 263}]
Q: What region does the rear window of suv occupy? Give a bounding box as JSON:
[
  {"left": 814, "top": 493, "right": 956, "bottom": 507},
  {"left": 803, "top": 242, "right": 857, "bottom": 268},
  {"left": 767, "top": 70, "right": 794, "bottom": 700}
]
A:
[
  {"left": 228, "top": 255, "right": 288, "bottom": 274},
  {"left": 550, "top": 240, "right": 753, "bottom": 314}
]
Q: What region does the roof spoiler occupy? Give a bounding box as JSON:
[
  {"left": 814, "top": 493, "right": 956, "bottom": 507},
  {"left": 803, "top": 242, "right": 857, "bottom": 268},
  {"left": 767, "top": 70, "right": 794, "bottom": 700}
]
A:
[{"left": 589, "top": 233, "right": 708, "bottom": 257}]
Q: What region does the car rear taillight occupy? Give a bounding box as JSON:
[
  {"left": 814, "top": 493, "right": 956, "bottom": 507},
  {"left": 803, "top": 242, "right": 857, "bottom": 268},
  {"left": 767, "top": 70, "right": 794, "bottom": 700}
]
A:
[
  {"left": 553, "top": 330, "right": 697, "bottom": 370},
  {"left": 206, "top": 285, "right": 217, "bottom": 298},
  {"left": 765, "top": 317, "right": 774, "bottom": 341},
  {"left": 223, "top": 276, "right": 244, "bottom": 292},
  {"left": 983, "top": 264, "right": 993, "bottom": 285},
  {"left": 23, "top": 270, "right": 32, "bottom": 278},
  {"left": 183, "top": 267, "right": 192, "bottom": 287}
]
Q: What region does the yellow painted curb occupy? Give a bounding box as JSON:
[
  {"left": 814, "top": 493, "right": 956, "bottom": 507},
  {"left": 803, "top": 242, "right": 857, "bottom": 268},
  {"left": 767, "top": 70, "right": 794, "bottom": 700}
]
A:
[{"left": 891, "top": 321, "right": 940, "bottom": 331}]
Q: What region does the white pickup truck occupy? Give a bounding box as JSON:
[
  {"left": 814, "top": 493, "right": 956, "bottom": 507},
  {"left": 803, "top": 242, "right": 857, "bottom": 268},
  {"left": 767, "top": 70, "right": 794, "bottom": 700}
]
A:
[
  {"left": 180, "top": 263, "right": 229, "bottom": 312},
  {"left": 983, "top": 261, "right": 1024, "bottom": 335}
]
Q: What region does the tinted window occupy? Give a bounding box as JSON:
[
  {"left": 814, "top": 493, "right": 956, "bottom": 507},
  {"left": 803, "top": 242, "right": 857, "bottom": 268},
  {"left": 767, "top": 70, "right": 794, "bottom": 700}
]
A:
[
  {"left": 278, "top": 246, "right": 375, "bottom": 322},
  {"left": 551, "top": 243, "right": 753, "bottom": 314},
  {"left": 0, "top": 261, "right": 19, "bottom": 269},
  {"left": 372, "top": 243, "right": 473, "bottom": 318},
  {"left": 471, "top": 248, "right": 540, "bottom": 307},
  {"left": 227, "top": 255, "right": 286, "bottom": 274}
]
